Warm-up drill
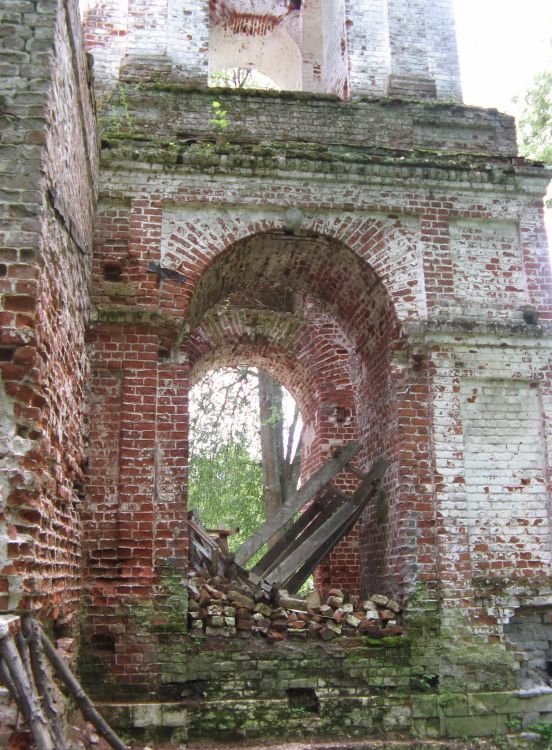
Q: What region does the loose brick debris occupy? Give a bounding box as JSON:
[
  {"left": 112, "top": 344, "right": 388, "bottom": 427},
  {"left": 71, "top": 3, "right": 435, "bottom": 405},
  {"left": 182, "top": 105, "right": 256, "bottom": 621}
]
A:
[
  {"left": 187, "top": 575, "right": 403, "bottom": 642},
  {"left": 187, "top": 449, "right": 401, "bottom": 642}
]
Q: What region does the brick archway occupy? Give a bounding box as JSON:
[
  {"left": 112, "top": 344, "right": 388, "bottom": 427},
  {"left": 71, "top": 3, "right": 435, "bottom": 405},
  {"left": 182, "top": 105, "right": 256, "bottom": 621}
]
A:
[
  {"left": 83, "top": 222, "right": 437, "bottom": 696},
  {"left": 182, "top": 229, "right": 416, "bottom": 597}
]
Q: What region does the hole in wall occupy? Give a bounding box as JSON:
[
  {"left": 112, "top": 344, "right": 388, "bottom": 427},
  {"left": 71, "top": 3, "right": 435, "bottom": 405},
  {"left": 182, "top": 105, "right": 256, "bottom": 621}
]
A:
[
  {"left": 103, "top": 262, "right": 123, "bottom": 282},
  {"left": 158, "top": 346, "right": 170, "bottom": 361},
  {"left": 504, "top": 606, "right": 552, "bottom": 689},
  {"left": 0, "top": 348, "right": 14, "bottom": 362},
  {"left": 522, "top": 307, "right": 539, "bottom": 325},
  {"left": 91, "top": 633, "right": 115, "bottom": 652},
  {"left": 72, "top": 480, "right": 85, "bottom": 500},
  {"left": 410, "top": 672, "right": 439, "bottom": 692},
  {"left": 0, "top": 264, "right": 7, "bottom": 277},
  {"left": 53, "top": 617, "right": 74, "bottom": 639},
  {"left": 178, "top": 679, "right": 208, "bottom": 701},
  {"left": 158, "top": 682, "right": 192, "bottom": 701},
  {"left": 334, "top": 406, "right": 348, "bottom": 424},
  {"left": 287, "top": 687, "right": 319, "bottom": 714}
]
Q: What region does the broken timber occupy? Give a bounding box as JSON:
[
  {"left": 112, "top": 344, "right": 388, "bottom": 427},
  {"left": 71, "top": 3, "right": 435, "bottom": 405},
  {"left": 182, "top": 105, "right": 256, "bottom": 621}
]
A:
[
  {"left": 233, "top": 440, "right": 361, "bottom": 567},
  {"left": 277, "top": 458, "right": 388, "bottom": 592},
  {"left": 189, "top": 444, "right": 389, "bottom": 595},
  {"left": 0, "top": 614, "right": 128, "bottom": 750}
]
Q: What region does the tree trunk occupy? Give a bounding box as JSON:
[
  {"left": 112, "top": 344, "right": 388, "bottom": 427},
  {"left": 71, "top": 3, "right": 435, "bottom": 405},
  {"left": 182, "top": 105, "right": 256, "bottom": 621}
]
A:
[
  {"left": 258, "top": 370, "right": 285, "bottom": 522},
  {"left": 258, "top": 371, "right": 302, "bottom": 548}
]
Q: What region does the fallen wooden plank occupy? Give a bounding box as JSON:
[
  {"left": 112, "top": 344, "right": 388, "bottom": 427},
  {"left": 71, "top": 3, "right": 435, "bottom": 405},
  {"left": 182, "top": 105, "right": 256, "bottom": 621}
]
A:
[
  {"left": 285, "top": 480, "right": 380, "bottom": 593},
  {"left": 234, "top": 441, "right": 361, "bottom": 566},
  {"left": 189, "top": 514, "right": 219, "bottom": 552},
  {"left": 265, "top": 457, "right": 389, "bottom": 587},
  {"left": 0, "top": 619, "right": 55, "bottom": 750},
  {"left": 252, "top": 486, "right": 348, "bottom": 578},
  {"left": 22, "top": 617, "right": 69, "bottom": 750}
]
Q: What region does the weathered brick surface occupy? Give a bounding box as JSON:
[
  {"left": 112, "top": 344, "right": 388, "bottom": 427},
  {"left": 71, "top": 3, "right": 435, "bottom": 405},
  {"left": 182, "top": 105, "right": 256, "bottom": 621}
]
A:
[
  {"left": 0, "top": 0, "right": 97, "bottom": 623},
  {"left": 83, "top": 0, "right": 462, "bottom": 100},
  {"left": 1, "top": 0, "right": 550, "bottom": 733},
  {"left": 83, "top": 102, "right": 551, "bottom": 691},
  {"left": 100, "top": 85, "right": 517, "bottom": 156}
]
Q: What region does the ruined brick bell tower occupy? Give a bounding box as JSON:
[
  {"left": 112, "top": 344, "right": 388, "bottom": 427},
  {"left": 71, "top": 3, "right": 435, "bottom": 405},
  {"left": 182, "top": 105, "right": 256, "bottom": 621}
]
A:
[{"left": 1, "top": 0, "right": 551, "bottom": 743}]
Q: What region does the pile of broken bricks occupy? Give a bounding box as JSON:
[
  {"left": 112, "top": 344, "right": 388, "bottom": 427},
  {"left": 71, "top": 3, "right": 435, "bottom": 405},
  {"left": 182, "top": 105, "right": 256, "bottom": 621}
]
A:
[{"left": 188, "top": 574, "right": 403, "bottom": 642}]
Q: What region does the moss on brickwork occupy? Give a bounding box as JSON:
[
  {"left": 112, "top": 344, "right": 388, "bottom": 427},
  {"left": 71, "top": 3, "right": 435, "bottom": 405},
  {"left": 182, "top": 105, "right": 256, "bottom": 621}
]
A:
[
  {"left": 77, "top": 648, "right": 117, "bottom": 695},
  {"left": 153, "top": 564, "right": 188, "bottom": 635},
  {"left": 85, "top": 589, "right": 550, "bottom": 742},
  {"left": 471, "top": 574, "right": 552, "bottom": 597},
  {"left": 97, "top": 134, "right": 525, "bottom": 192}
]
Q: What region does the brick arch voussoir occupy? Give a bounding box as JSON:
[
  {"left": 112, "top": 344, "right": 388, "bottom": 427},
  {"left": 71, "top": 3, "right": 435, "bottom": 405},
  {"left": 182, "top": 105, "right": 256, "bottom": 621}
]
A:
[{"left": 162, "top": 214, "right": 407, "bottom": 325}]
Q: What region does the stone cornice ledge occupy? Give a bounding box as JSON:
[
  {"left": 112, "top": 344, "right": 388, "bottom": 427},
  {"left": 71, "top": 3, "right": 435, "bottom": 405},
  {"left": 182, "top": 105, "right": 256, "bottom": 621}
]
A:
[{"left": 405, "top": 317, "right": 552, "bottom": 348}]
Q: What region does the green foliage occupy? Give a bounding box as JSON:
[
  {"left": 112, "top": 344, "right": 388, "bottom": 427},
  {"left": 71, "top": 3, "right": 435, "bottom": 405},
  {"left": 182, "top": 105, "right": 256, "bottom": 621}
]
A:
[
  {"left": 210, "top": 100, "right": 229, "bottom": 132},
  {"left": 188, "top": 440, "right": 264, "bottom": 551},
  {"left": 191, "top": 367, "right": 260, "bottom": 456},
  {"left": 529, "top": 720, "right": 552, "bottom": 747},
  {"left": 516, "top": 71, "right": 552, "bottom": 166},
  {"left": 410, "top": 671, "right": 438, "bottom": 693},
  {"left": 118, "top": 85, "right": 133, "bottom": 132},
  {"left": 188, "top": 367, "right": 301, "bottom": 565}
]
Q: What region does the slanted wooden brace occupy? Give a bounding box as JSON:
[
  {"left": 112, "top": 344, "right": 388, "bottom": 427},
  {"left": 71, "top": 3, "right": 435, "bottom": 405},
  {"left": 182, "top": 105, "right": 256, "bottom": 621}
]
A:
[{"left": 189, "top": 442, "right": 389, "bottom": 595}]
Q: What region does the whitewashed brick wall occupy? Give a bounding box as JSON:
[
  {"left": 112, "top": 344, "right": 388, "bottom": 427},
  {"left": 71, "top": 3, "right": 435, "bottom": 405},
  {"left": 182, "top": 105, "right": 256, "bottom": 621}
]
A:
[
  {"left": 320, "top": 0, "right": 349, "bottom": 96},
  {"left": 425, "top": 0, "right": 462, "bottom": 100},
  {"left": 432, "top": 339, "right": 552, "bottom": 602},
  {"left": 460, "top": 378, "right": 550, "bottom": 570},
  {"left": 449, "top": 219, "right": 528, "bottom": 320},
  {"left": 166, "top": 0, "right": 209, "bottom": 81},
  {"left": 346, "top": 0, "right": 389, "bottom": 96},
  {"left": 84, "top": 0, "right": 463, "bottom": 99},
  {"left": 346, "top": 0, "right": 462, "bottom": 99}
]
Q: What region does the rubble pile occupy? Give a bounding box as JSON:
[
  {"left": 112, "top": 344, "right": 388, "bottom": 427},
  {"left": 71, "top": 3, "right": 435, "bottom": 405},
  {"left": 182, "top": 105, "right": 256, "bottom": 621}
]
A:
[{"left": 187, "top": 574, "right": 403, "bottom": 642}]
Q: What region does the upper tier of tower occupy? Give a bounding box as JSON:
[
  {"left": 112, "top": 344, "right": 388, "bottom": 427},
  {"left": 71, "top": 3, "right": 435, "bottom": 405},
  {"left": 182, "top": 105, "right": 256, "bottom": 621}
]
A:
[{"left": 83, "top": 0, "right": 463, "bottom": 100}]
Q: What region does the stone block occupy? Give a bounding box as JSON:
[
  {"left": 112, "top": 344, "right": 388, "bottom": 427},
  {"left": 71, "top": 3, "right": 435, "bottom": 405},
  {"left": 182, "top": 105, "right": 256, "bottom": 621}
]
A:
[
  {"left": 161, "top": 705, "right": 188, "bottom": 729},
  {"left": 131, "top": 703, "right": 163, "bottom": 727},
  {"left": 411, "top": 694, "right": 438, "bottom": 718},
  {"left": 437, "top": 693, "right": 468, "bottom": 717},
  {"left": 441, "top": 714, "right": 497, "bottom": 737}
]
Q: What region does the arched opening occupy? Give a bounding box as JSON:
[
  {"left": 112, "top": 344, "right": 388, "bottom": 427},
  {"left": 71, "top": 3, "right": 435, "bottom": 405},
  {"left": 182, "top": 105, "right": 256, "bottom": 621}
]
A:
[
  {"left": 208, "top": 1, "right": 303, "bottom": 91},
  {"left": 188, "top": 364, "right": 302, "bottom": 559},
  {"left": 185, "top": 230, "right": 406, "bottom": 597},
  {"left": 207, "top": 0, "right": 349, "bottom": 96},
  {"left": 209, "top": 26, "right": 302, "bottom": 91}
]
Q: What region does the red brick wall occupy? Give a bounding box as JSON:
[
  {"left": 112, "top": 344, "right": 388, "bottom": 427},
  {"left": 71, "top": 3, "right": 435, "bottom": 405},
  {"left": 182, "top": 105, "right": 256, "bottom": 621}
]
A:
[{"left": 0, "top": 0, "right": 97, "bottom": 629}]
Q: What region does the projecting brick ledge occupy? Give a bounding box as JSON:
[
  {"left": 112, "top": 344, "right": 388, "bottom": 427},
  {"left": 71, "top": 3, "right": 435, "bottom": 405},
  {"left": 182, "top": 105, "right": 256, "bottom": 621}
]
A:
[{"left": 98, "top": 85, "right": 519, "bottom": 157}]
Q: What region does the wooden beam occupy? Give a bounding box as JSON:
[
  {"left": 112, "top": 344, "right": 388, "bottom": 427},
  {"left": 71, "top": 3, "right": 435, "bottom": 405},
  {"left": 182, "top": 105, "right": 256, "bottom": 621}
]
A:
[
  {"left": 285, "top": 483, "right": 376, "bottom": 593},
  {"left": 0, "top": 627, "right": 55, "bottom": 750},
  {"left": 265, "top": 457, "right": 388, "bottom": 587},
  {"left": 234, "top": 440, "right": 361, "bottom": 566},
  {"left": 252, "top": 486, "right": 348, "bottom": 578}
]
